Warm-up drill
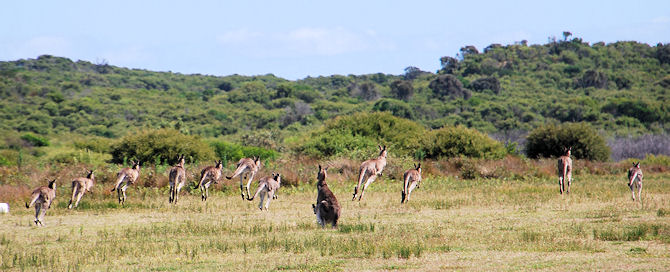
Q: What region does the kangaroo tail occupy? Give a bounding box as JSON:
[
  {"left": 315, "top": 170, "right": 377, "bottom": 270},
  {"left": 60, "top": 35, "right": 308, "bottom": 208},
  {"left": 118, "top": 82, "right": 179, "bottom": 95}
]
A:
[
  {"left": 247, "top": 183, "right": 266, "bottom": 201},
  {"left": 69, "top": 181, "right": 78, "bottom": 208},
  {"left": 26, "top": 192, "right": 39, "bottom": 209},
  {"left": 111, "top": 173, "right": 125, "bottom": 192},
  {"left": 563, "top": 162, "right": 569, "bottom": 181},
  {"left": 629, "top": 172, "right": 638, "bottom": 187},
  {"left": 356, "top": 168, "right": 367, "bottom": 190},
  {"left": 226, "top": 165, "right": 247, "bottom": 180},
  {"left": 403, "top": 173, "right": 411, "bottom": 195}
]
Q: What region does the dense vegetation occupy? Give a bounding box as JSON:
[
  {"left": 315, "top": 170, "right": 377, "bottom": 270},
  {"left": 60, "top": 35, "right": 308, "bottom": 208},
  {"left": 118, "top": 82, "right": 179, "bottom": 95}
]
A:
[{"left": 0, "top": 35, "right": 669, "bottom": 165}]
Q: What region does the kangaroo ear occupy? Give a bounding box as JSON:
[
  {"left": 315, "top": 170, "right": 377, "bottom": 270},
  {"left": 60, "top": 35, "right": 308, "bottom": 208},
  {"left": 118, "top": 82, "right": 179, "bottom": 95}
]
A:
[
  {"left": 383, "top": 145, "right": 386, "bottom": 150},
  {"left": 378, "top": 145, "right": 382, "bottom": 150},
  {"left": 318, "top": 164, "right": 322, "bottom": 171},
  {"left": 324, "top": 166, "right": 329, "bottom": 171}
]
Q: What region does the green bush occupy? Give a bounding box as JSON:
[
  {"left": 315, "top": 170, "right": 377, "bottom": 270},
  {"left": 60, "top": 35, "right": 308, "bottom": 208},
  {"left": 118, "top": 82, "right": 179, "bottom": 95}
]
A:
[
  {"left": 525, "top": 123, "right": 610, "bottom": 161},
  {"left": 299, "top": 112, "right": 426, "bottom": 158},
  {"left": 422, "top": 126, "right": 506, "bottom": 159},
  {"left": 110, "top": 128, "right": 214, "bottom": 164},
  {"left": 209, "top": 141, "right": 278, "bottom": 165},
  {"left": 20, "top": 133, "right": 50, "bottom": 147}
]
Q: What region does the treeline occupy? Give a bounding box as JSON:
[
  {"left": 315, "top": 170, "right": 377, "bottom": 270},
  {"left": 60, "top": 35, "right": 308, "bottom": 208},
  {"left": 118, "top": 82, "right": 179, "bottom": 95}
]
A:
[{"left": 0, "top": 35, "right": 669, "bottom": 164}]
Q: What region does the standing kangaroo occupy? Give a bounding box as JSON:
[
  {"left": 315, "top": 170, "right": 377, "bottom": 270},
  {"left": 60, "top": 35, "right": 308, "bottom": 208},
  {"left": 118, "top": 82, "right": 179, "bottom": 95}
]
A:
[
  {"left": 68, "top": 170, "right": 94, "bottom": 209},
  {"left": 197, "top": 160, "right": 223, "bottom": 201},
  {"left": 111, "top": 160, "right": 141, "bottom": 205},
  {"left": 557, "top": 147, "right": 573, "bottom": 194},
  {"left": 312, "top": 165, "right": 341, "bottom": 228},
  {"left": 226, "top": 157, "right": 261, "bottom": 200},
  {"left": 247, "top": 173, "right": 281, "bottom": 210},
  {"left": 25, "top": 179, "right": 57, "bottom": 226},
  {"left": 168, "top": 154, "right": 186, "bottom": 204},
  {"left": 401, "top": 163, "right": 422, "bottom": 204},
  {"left": 352, "top": 145, "right": 387, "bottom": 201},
  {"left": 628, "top": 162, "right": 643, "bottom": 201}
]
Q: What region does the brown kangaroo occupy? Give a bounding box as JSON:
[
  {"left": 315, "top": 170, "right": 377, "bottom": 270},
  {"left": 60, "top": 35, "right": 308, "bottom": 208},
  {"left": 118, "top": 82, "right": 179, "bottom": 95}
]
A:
[
  {"left": 111, "top": 160, "right": 141, "bottom": 205},
  {"left": 312, "top": 165, "right": 341, "bottom": 228},
  {"left": 226, "top": 157, "right": 261, "bottom": 200},
  {"left": 557, "top": 147, "right": 572, "bottom": 194},
  {"left": 25, "top": 179, "right": 57, "bottom": 226},
  {"left": 627, "top": 162, "right": 643, "bottom": 201},
  {"left": 247, "top": 173, "right": 281, "bottom": 210},
  {"left": 352, "top": 145, "right": 387, "bottom": 201},
  {"left": 68, "top": 170, "right": 94, "bottom": 209},
  {"left": 197, "top": 160, "right": 223, "bottom": 201},
  {"left": 401, "top": 163, "right": 422, "bottom": 204},
  {"left": 168, "top": 154, "right": 186, "bottom": 204}
]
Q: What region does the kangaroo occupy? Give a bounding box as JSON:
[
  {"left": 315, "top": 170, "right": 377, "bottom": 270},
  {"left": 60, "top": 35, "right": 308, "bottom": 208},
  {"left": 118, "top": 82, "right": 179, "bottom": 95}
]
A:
[
  {"left": 68, "top": 170, "right": 95, "bottom": 209},
  {"left": 557, "top": 147, "right": 573, "bottom": 194},
  {"left": 25, "top": 179, "right": 57, "bottom": 226},
  {"left": 197, "top": 160, "right": 223, "bottom": 201},
  {"left": 111, "top": 160, "right": 141, "bottom": 206},
  {"left": 168, "top": 154, "right": 186, "bottom": 204},
  {"left": 226, "top": 157, "right": 261, "bottom": 200},
  {"left": 352, "top": 145, "right": 388, "bottom": 201},
  {"left": 247, "top": 173, "right": 281, "bottom": 210},
  {"left": 627, "top": 162, "right": 643, "bottom": 201},
  {"left": 312, "top": 165, "right": 341, "bottom": 228},
  {"left": 401, "top": 163, "right": 422, "bottom": 204}
]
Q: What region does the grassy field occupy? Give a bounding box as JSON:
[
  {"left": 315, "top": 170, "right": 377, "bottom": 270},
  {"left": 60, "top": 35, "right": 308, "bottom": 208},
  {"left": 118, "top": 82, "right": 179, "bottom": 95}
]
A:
[{"left": 1, "top": 171, "right": 669, "bottom": 271}]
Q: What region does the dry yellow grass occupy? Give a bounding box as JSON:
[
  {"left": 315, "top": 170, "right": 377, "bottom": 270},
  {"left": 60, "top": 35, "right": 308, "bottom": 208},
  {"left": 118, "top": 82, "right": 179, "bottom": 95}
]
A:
[{"left": 1, "top": 172, "right": 669, "bottom": 271}]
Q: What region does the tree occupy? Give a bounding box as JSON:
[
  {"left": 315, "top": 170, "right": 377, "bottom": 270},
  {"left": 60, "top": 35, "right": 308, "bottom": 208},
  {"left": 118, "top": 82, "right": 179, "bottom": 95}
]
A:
[
  {"left": 459, "top": 45, "right": 479, "bottom": 58},
  {"left": 562, "top": 31, "right": 572, "bottom": 41},
  {"left": 439, "top": 56, "right": 459, "bottom": 74},
  {"left": 469, "top": 77, "right": 501, "bottom": 94},
  {"left": 578, "top": 70, "right": 608, "bottom": 89},
  {"left": 349, "top": 82, "right": 380, "bottom": 101},
  {"left": 429, "top": 75, "right": 471, "bottom": 100},
  {"left": 403, "top": 66, "right": 424, "bottom": 80},
  {"left": 390, "top": 80, "right": 414, "bottom": 100}
]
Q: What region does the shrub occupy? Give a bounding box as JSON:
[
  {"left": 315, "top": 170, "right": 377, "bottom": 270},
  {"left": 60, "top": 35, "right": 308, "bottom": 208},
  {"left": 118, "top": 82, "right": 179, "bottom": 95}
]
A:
[
  {"left": 372, "top": 99, "right": 415, "bottom": 119},
  {"left": 422, "top": 126, "right": 507, "bottom": 159},
  {"left": 20, "top": 133, "right": 50, "bottom": 147},
  {"left": 299, "top": 112, "right": 426, "bottom": 158},
  {"left": 110, "top": 128, "right": 214, "bottom": 164},
  {"left": 209, "top": 141, "right": 278, "bottom": 165},
  {"left": 429, "top": 74, "right": 471, "bottom": 100},
  {"left": 525, "top": 123, "right": 610, "bottom": 161}
]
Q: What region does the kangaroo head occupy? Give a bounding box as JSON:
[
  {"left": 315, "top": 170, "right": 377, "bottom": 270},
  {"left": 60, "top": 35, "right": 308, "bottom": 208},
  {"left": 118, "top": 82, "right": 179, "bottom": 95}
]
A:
[
  {"left": 378, "top": 145, "right": 387, "bottom": 158},
  {"left": 564, "top": 146, "right": 572, "bottom": 156},
  {"left": 274, "top": 173, "right": 281, "bottom": 185},
  {"left": 87, "top": 170, "right": 95, "bottom": 179},
  {"left": 48, "top": 179, "right": 57, "bottom": 190},
  {"left": 317, "top": 164, "right": 328, "bottom": 183},
  {"left": 254, "top": 157, "right": 261, "bottom": 167},
  {"left": 415, "top": 163, "right": 422, "bottom": 173},
  {"left": 178, "top": 154, "right": 185, "bottom": 166},
  {"left": 132, "top": 160, "right": 141, "bottom": 170},
  {"left": 634, "top": 161, "right": 640, "bottom": 168}
]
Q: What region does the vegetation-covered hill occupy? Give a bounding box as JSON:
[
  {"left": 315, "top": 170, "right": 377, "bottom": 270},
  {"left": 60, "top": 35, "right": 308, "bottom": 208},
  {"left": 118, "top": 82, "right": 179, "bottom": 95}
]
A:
[{"left": 0, "top": 35, "right": 669, "bottom": 160}]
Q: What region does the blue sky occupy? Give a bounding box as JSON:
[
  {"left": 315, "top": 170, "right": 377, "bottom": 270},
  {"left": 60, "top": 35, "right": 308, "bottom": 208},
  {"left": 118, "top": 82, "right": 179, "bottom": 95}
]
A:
[{"left": 1, "top": 1, "right": 669, "bottom": 80}]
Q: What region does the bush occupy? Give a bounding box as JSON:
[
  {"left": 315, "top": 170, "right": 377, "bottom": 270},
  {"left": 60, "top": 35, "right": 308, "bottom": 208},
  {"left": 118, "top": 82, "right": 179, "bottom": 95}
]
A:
[
  {"left": 525, "top": 123, "right": 610, "bottom": 161},
  {"left": 110, "top": 128, "right": 214, "bottom": 164},
  {"left": 429, "top": 74, "right": 471, "bottom": 100},
  {"left": 20, "top": 133, "right": 50, "bottom": 147},
  {"left": 372, "top": 99, "right": 415, "bottom": 119},
  {"left": 209, "top": 141, "right": 278, "bottom": 165},
  {"left": 422, "top": 126, "right": 507, "bottom": 159},
  {"left": 299, "top": 112, "right": 426, "bottom": 158}
]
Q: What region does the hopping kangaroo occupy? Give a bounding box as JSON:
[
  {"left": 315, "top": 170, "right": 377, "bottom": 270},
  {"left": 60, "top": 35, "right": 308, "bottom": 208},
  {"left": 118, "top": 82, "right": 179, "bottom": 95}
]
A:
[
  {"left": 111, "top": 160, "right": 141, "bottom": 205},
  {"left": 168, "top": 155, "right": 186, "bottom": 204},
  {"left": 627, "top": 162, "right": 643, "bottom": 201},
  {"left": 247, "top": 173, "right": 281, "bottom": 210},
  {"left": 25, "top": 179, "right": 57, "bottom": 226},
  {"left": 401, "top": 163, "right": 422, "bottom": 204},
  {"left": 226, "top": 157, "right": 261, "bottom": 200},
  {"left": 557, "top": 147, "right": 573, "bottom": 194},
  {"left": 68, "top": 170, "right": 95, "bottom": 209},
  {"left": 197, "top": 160, "right": 223, "bottom": 201},
  {"left": 352, "top": 145, "right": 387, "bottom": 201},
  {"left": 312, "top": 165, "right": 341, "bottom": 228}
]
